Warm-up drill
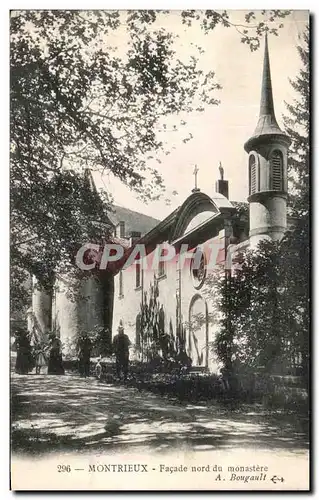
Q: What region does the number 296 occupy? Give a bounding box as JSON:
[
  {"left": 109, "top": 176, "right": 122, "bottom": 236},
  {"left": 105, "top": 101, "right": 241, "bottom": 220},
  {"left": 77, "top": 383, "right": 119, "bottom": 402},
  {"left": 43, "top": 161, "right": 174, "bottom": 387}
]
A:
[{"left": 57, "top": 465, "right": 71, "bottom": 473}]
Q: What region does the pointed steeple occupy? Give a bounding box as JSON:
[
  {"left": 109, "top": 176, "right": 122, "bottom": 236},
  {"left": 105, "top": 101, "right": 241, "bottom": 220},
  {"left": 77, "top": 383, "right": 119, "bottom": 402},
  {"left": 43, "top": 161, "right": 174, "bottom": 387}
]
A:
[
  {"left": 244, "top": 34, "right": 290, "bottom": 152},
  {"left": 260, "top": 33, "right": 275, "bottom": 117}
]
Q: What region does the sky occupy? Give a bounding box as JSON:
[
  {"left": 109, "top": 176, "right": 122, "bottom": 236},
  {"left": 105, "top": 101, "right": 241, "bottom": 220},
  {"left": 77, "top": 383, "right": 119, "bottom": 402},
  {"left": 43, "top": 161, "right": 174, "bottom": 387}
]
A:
[{"left": 91, "top": 10, "right": 308, "bottom": 219}]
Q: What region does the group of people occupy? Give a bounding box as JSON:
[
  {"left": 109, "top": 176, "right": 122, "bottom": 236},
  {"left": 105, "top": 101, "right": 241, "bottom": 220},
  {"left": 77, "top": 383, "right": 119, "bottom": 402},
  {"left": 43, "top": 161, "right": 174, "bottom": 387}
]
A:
[
  {"left": 63, "top": 321, "right": 131, "bottom": 380},
  {"left": 32, "top": 334, "right": 65, "bottom": 375},
  {"left": 14, "top": 321, "right": 131, "bottom": 380},
  {"left": 14, "top": 331, "right": 65, "bottom": 375}
]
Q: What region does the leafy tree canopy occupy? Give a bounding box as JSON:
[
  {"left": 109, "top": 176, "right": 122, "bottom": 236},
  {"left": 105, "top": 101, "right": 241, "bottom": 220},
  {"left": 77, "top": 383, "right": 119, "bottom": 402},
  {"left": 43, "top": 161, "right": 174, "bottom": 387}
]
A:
[
  {"left": 283, "top": 25, "right": 309, "bottom": 218},
  {"left": 10, "top": 9, "right": 291, "bottom": 311}
]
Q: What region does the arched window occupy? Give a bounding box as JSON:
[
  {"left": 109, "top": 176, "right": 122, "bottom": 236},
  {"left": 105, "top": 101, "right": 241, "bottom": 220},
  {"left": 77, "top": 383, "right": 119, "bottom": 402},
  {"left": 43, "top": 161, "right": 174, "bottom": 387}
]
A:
[
  {"left": 159, "top": 306, "right": 165, "bottom": 335},
  {"left": 135, "top": 313, "right": 141, "bottom": 348},
  {"left": 270, "top": 150, "right": 283, "bottom": 191},
  {"left": 249, "top": 154, "right": 257, "bottom": 195},
  {"left": 158, "top": 259, "right": 165, "bottom": 278},
  {"left": 188, "top": 295, "right": 209, "bottom": 368},
  {"left": 135, "top": 263, "right": 141, "bottom": 288},
  {"left": 119, "top": 271, "right": 123, "bottom": 297}
]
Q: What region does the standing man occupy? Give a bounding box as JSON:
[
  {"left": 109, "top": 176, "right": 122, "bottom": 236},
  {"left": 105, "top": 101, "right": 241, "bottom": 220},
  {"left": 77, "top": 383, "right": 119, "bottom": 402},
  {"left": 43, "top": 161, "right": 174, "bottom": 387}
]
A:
[
  {"left": 78, "top": 334, "right": 92, "bottom": 377},
  {"left": 112, "top": 321, "right": 130, "bottom": 381}
]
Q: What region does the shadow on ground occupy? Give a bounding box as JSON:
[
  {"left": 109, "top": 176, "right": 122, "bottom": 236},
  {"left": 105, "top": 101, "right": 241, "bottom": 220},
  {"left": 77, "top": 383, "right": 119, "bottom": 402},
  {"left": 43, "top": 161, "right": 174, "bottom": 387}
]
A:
[{"left": 11, "top": 373, "right": 309, "bottom": 456}]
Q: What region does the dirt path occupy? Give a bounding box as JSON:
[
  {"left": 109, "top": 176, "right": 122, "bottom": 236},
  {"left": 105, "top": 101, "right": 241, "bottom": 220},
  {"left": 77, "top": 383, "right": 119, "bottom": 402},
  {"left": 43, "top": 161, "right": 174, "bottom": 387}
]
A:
[{"left": 11, "top": 373, "right": 309, "bottom": 456}]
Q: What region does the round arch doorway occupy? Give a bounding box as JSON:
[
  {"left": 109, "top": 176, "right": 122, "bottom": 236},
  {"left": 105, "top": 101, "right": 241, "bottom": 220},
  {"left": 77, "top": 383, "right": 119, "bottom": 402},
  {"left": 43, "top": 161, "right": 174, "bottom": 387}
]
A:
[{"left": 188, "top": 294, "right": 209, "bottom": 368}]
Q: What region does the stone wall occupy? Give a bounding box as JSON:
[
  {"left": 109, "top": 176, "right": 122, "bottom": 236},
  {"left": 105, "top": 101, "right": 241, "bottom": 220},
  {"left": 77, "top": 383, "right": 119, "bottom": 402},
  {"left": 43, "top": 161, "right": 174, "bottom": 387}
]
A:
[
  {"left": 53, "top": 274, "right": 105, "bottom": 357},
  {"left": 29, "top": 277, "right": 52, "bottom": 340},
  {"left": 112, "top": 228, "right": 227, "bottom": 371}
]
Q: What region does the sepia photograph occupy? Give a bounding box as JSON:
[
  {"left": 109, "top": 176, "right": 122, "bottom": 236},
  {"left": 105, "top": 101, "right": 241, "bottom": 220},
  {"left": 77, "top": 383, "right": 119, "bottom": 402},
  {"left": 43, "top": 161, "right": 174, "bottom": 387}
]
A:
[{"left": 10, "top": 9, "right": 310, "bottom": 491}]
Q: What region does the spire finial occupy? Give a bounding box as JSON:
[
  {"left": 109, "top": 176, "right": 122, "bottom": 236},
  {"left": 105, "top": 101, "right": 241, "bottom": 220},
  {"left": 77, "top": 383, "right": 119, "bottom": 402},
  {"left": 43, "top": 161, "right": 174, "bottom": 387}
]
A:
[
  {"left": 260, "top": 32, "right": 275, "bottom": 117},
  {"left": 244, "top": 33, "right": 290, "bottom": 152}
]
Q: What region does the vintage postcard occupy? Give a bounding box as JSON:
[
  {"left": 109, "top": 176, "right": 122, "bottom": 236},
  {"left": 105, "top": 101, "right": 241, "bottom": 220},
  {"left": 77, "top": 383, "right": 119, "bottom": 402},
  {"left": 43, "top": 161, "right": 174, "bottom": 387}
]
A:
[{"left": 10, "top": 9, "right": 310, "bottom": 491}]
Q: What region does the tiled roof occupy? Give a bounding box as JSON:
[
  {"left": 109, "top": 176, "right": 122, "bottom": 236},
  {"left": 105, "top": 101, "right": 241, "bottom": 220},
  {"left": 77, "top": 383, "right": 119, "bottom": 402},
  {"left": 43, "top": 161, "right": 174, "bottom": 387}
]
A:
[{"left": 108, "top": 205, "right": 160, "bottom": 237}]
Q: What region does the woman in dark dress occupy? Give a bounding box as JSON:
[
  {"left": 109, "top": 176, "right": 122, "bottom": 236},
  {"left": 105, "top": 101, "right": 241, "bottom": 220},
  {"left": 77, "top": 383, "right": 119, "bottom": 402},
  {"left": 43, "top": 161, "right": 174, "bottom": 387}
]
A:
[
  {"left": 47, "top": 334, "right": 65, "bottom": 375},
  {"left": 15, "top": 329, "right": 34, "bottom": 374}
]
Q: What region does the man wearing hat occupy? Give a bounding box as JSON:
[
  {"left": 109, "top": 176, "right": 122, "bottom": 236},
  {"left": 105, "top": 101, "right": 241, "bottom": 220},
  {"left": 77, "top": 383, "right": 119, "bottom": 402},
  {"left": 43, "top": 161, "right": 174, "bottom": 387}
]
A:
[{"left": 112, "top": 321, "right": 131, "bottom": 381}]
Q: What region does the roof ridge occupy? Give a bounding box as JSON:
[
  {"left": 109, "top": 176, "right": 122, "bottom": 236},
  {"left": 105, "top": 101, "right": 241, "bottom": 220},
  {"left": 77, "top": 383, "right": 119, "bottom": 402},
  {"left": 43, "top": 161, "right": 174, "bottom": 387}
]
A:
[{"left": 112, "top": 204, "right": 160, "bottom": 222}]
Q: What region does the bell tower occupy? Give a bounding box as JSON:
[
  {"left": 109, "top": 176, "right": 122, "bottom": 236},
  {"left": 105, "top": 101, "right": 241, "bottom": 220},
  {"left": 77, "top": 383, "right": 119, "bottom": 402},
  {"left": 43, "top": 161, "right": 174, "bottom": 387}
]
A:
[{"left": 244, "top": 34, "right": 291, "bottom": 246}]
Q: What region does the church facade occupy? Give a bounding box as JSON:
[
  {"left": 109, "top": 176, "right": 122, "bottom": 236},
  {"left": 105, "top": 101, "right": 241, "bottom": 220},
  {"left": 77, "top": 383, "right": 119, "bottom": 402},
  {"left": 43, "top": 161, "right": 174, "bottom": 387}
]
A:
[
  {"left": 27, "top": 36, "right": 291, "bottom": 371},
  {"left": 111, "top": 189, "right": 238, "bottom": 371}
]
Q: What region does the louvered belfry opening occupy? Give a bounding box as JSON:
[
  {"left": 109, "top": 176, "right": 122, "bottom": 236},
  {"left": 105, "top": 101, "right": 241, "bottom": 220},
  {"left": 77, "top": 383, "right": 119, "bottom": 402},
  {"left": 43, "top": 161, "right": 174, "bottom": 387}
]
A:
[
  {"left": 249, "top": 155, "right": 257, "bottom": 195},
  {"left": 271, "top": 150, "right": 283, "bottom": 190}
]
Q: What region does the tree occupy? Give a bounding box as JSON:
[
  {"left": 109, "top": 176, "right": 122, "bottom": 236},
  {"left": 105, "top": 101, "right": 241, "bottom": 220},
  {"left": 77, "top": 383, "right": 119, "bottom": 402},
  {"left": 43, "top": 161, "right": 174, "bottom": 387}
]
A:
[
  {"left": 138, "top": 276, "right": 186, "bottom": 365},
  {"left": 10, "top": 10, "right": 291, "bottom": 311},
  {"left": 211, "top": 240, "right": 305, "bottom": 385},
  {"left": 139, "top": 278, "right": 165, "bottom": 362},
  {"left": 282, "top": 26, "right": 310, "bottom": 387},
  {"left": 283, "top": 26, "right": 309, "bottom": 217}
]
